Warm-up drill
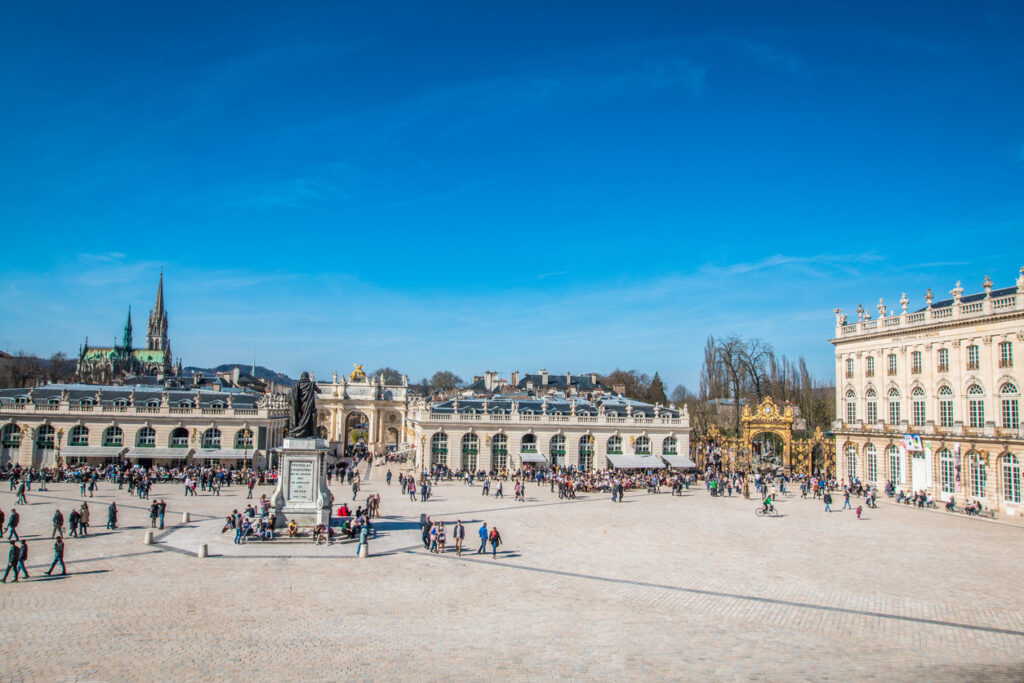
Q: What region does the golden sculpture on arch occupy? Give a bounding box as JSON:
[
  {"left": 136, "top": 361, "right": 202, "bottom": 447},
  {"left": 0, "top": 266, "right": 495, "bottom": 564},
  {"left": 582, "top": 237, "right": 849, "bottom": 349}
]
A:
[
  {"left": 695, "top": 397, "right": 835, "bottom": 475},
  {"left": 349, "top": 363, "right": 366, "bottom": 381}
]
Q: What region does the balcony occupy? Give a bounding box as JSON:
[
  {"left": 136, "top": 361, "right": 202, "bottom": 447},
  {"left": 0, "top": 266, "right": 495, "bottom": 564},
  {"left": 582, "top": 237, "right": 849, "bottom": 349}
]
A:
[
  {"left": 967, "top": 362, "right": 980, "bottom": 371},
  {"left": 938, "top": 363, "right": 949, "bottom": 372},
  {"left": 845, "top": 371, "right": 854, "bottom": 379},
  {"left": 911, "top": 367, "right": 922, "bottom": 375},
  {"left": 1000, "top": 359, "right": 1014, "bottom": 369},
  {"left": 887, "top": 369, "right": 897, "bottom": 376}
]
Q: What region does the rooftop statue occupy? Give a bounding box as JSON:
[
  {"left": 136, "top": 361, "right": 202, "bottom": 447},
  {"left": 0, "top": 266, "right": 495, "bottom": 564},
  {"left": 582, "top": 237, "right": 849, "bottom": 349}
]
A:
[
  {"left": 286, "top": 371, "right": 321, "bottom": 438},
  {"left": 349, "top": 363, "right": 366, "bottom": 381}
]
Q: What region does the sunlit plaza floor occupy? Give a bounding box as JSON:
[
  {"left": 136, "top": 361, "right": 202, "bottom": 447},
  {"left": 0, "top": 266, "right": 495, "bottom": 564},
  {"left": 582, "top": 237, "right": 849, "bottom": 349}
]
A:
[{"left": 0, "top": 468, "right": 1022, "bottom": 681}]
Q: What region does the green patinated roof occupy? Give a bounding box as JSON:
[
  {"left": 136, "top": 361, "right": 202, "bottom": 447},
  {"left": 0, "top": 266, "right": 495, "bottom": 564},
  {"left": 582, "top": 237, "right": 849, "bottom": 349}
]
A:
[{"left": 83, "top": 347, "right": 166, "bottom": 363}]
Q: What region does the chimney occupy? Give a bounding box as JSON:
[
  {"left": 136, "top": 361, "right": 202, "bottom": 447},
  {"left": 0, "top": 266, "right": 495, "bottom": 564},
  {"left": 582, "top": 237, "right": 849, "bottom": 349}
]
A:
[
  {"left": 590, "top": 373, "right": 597, "bottom": 385},
  {"left": 566, "top": 371, "right": 572, "bottom": 388},
  {"left": 511, "top": 370, "right": 520, "bottom": 386},
  {"left": 539, "top": 369, "right": 548, "bottom": 386},
  {"left": 613, "top": 383, "right": 626, "bottom": 395}
]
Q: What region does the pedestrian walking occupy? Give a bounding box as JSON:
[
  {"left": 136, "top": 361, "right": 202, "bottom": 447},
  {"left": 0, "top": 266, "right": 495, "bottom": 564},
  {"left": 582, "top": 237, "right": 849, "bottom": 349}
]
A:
[
  {"left": 489, "top": 527, "right": 502, "bottom": 558},
  {"left": 2, "top": 541, "right": 20, "bottom": 583},
  {"left": 477, "top": 522, "right": 488, "bottom": 554},
  {"left": 15, "top": 482, "right": 27, "bottom": 505},
  {"left": 158, "top": 500, "right": 167, "bottom": 529},
  {"left": 5, "top": 508, "right": 19, "bottom": 540},
  {"left": 842, "top": 491, "right": 852, "bottom": 510},
  {"left": 107, "top": 502, "right": 118, "bottom": 530},
  {"left": 45, "top": 536, "right": 66, "bottom": 576},
  {"left": 856, "top": 505, "right": 863, "bottom": 520},
  {"left": 79, "top": 503, "right": 90, "bottom": 536},
  {"left": 52, "top": 509, "right": 64, "bottom": 538},
  {"left": 16, "top": 540, "right": 29, "bottom": 579},
  {"left": 824, "top": 491, "right": 833, "bottom": 512},
  {"left": 453, "top": 520, "right": 465, "bottom": 556}
]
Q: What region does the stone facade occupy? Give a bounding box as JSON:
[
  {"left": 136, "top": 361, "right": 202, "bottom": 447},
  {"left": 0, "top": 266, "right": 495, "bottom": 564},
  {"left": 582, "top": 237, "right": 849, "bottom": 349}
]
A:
[
  {"left": 0, "top": 383, "right": 288, "bottom": 469},
  {"left": 405, "top": 395, "right": 690, "bottom": 472},
  {"left": 315, "top": 369, "right": 411, "bottom": 453},
  {"left": 831, "top": 269, "right": 1024, "bottom": 515}
]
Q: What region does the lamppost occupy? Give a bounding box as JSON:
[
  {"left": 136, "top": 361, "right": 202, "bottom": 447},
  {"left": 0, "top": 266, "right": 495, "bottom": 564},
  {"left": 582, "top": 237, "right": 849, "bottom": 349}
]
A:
[
  {"left": 56, "top": 427, "right": 64, "bottom": 470},
  {"left": 242, "top": 427, "right": 252, "bottom": 472}
]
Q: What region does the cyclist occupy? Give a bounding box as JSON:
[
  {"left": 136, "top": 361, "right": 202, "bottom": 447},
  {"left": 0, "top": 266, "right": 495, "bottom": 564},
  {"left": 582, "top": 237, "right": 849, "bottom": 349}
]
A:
[{"left": 761, "top": 493, "right": 774, "bottom": 515}]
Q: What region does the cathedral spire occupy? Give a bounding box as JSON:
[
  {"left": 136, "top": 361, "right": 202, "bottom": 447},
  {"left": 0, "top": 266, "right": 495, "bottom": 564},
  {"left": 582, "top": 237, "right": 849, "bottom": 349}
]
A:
[
  {"left": 154, "top": 269, "right": 165, "bottom": 317},
  {"left": 122, "top": 306, "right": 133, "bottom": 352}
]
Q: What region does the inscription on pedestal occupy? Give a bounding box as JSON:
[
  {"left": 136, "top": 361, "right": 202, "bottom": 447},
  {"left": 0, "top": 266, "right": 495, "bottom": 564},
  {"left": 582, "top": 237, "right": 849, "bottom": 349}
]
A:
[{"left": 288, "top": 460, "right": 314, "bottom": 501}]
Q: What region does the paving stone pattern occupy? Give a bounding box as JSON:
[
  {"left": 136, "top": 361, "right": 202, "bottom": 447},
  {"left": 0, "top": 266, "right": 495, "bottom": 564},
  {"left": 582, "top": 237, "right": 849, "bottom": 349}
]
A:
[{"left": 0, "top": 475, "right": 1022, "bottom": 681}]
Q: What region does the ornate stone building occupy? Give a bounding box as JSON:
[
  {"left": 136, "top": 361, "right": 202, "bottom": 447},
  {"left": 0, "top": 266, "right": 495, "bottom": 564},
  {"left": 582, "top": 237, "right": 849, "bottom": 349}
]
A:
[
  {"left": 405, "top": 394, "right": 691, "bottom": 473},
  {"left": 314, "top": 365, "right": 412, "bottom": 453},
  {"left": 0, "top": 382, "right": 287, "bottom": 469},
  {"left": 831, "top": 269, "right": 1023, "bottom": 515},
  {"left": 76, "top": 273, "right": 181, "bottom": 383}
]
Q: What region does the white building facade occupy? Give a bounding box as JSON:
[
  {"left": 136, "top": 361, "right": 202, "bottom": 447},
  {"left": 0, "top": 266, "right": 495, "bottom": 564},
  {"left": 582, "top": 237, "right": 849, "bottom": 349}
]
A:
[
  {"left": 405, "top": 395, "right": 691, "bottom": 473},
  {"left": 0, "top": 383, "right": 288, "bottom": 470},
  {"left": 831, "top": 269, "right": 1024, "bottom": 515}
]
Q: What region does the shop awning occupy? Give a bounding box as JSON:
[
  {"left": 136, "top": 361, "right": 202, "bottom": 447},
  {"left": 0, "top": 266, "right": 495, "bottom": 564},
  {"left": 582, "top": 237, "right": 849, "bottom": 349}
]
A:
[
  {"left": 606, "top": 452, "right": 665, "bottom": 469},
  {"left": 519, "top": 452, "right": 548, "bottom": 463},
  {"left": 195, "top": 448, "right": 260, "bottom": 460},
  {"left": 661, "top": 454, "right": 696, "bottom": 469},
  {"left": 127, "top": 447, "right": 191, "bottom": 458},
  {"left": 62, "top": 446, "right": 124, "bottom": 458}
]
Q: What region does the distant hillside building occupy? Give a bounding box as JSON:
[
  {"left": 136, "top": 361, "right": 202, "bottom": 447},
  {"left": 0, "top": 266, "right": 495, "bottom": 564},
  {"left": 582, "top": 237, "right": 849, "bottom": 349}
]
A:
[{"left": 76, "top": 273, "right": 181, "bottom": 384}]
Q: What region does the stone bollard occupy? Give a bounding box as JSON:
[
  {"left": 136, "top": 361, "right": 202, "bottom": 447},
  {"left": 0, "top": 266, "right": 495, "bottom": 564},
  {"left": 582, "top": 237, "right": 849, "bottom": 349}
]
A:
[
  {"left": 182, "top": 511, "right": 191, "bottom": 524},
  {"left": 198, "top": 543, "right": 208, "bottom": 558},
  {"left": 359, "top": 543, "right": 369, "bottom": 558},
  {"left": 144, "top": 530, "right": 154, "bottom": 545}
]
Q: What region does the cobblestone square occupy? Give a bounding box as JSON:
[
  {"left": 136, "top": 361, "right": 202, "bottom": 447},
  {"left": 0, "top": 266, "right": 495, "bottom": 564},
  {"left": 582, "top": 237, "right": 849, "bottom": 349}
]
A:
[{"left": 1, "top": 468, "right": 1022, "bottom": 681}]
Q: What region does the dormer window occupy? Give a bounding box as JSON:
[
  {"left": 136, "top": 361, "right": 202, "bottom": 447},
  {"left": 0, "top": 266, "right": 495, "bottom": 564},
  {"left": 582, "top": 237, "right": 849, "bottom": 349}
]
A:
[
  {"left": 177, "top": 400, "right": 193, "bottom": 408},
  {"left": 15, "top": 397, "right": 27, "bottom": 405},
  {"left": 146, "top": 400, "right": 160, "bottom": 408},
  {"left": 80, "top": 398, "right": 94, "bottom": 407},
  {"left": 48, "top": 398, "right": 60, "bottom": 406},
  {"left": 114, "top": 399, "right": 128, "bottom": 408}
]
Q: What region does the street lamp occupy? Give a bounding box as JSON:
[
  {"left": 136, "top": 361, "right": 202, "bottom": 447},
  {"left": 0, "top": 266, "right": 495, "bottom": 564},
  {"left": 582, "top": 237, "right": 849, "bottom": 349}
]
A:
[
  {"left": 56, "top": 427, "right": 64, "bottom": 470},
  {"left": 243, "top": 427, "right": 252, "bottom": 472}
]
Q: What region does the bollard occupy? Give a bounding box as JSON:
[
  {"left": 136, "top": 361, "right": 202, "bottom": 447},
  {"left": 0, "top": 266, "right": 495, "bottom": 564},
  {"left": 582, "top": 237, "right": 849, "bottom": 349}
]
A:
[
  {"left": 182, "top": 511, "right": 191, "bottom": 524},
  {"left": 198, "top": 543, "right": 208, "bottom": 558},
  {"left": 359, "top": 543, "right": 369, "bottom": 558},
  {"left": 144, "top": 530, "right": 154, "bottom": 545}
]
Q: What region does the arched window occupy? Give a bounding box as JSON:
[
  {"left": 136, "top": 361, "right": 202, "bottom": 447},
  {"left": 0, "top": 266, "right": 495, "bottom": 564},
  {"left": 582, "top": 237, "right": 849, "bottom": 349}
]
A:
[
  {"left": 521, "top": 433, "right": 537, "bottom": 453},
  {"left": 938, "top": 448, "right": 955, "bottom": 494},
  {"left": 1000, "top": 383, "right": 1019, "bottom": 429},
  {"left": 136, "top": 427, "right": 156, "bottom": 447},
  {"left": 866, "top": 389, "right": 878, "bottom": 424},
  {"left": 491, "top": 433, "right": 508, "bottom": 471},
  {"left": 102, "top": 426, "right": 123, "bottom": 447},
  {"left": 887, "top": 388, "right": 901, "bottom": 425},
  {"left": 578, "top": 435, "right": 594, "bottom": 470},
  {"left": 79, "top": 397, "right": 95, "bottom": 407},
  {"left": 202, "top": 428, "right": 221, "bottom": 449},
  {"left": 886, "top": 444, "right": 902, "bottom": 484},
  {"left": 1002, "top": 454, "right": 1021, "bottom": 504},
  {"left": 663, "top": 436, "right": 678, "bottom": 455},
  {"left": 635, "top": 435, "right": 650, "bottom": 455},
  {"left": 2, "top": 424, "right": 22, "bottom": 448},
  {"left": 607, "top": 435, "right": 622, "bottom": 455},
  {"left": 912, "top": 387, "right": 926, "bottom": 426},
  {"left": 114, "top": 399, "right": 128, "bottom": 408},
  {"left": 170, "top": 427, "right": 189, "bottom": 448},
  {"left": 845, "top": 389, "right": 857, "bottom": 423},
  {"left": 845, "top": 444, "right": 857, "bottom": 481},
  {"left": 967, "top": 384, "right": 985, "bottom": 428},
  {"left": 36, "top": 425, "right": 55, "bottom": 450},
  {"left": 234, "top": 429, "right": 253, "bottom": 450},
  {"left": 938, "top": 386, "right": 954, "bottom": 427},
  {"left": 430, "top": 432, "right": 448, "bottom": 455},
  {"left": 69, "top": 425, "right": 89, "bottom": 446},
  {"left": 865, "top": 444, "right": 877, "bottom": 482},
  {"left": 550, "top": 435, "right": 565, "bottom": 455},
  {"left": 462, "top": 433, "right": 479, "bottom": 471},
  {"left": 969, "top": 452, "right": 986, "bottom": 498},
  {"left": 47, "top": 397, "right": 60, "bottom": 406}
]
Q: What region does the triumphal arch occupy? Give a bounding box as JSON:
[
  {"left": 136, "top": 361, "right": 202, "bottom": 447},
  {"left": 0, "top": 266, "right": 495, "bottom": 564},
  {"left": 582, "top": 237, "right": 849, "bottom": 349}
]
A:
[{"left": 314, "top": 365, "right": 411, "bottom": 454}]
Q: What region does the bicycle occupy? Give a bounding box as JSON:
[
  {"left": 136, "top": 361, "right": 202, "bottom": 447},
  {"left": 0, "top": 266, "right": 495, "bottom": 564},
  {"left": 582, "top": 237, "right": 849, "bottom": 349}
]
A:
[{"left": 755, "top": 505, "right": 779, "bottom": 518}]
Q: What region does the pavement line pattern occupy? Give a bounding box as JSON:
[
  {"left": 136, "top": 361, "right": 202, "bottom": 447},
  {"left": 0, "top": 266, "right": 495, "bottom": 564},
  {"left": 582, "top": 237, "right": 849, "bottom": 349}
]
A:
[{"left": 405, "top": 550, "right": 1024, "bottom": 639}]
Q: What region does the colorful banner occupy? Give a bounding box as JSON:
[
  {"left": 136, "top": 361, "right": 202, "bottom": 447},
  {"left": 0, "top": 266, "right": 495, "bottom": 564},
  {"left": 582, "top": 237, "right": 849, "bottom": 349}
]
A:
[{"left": 902, "top": 433, "right": 923, "bottom": 452}]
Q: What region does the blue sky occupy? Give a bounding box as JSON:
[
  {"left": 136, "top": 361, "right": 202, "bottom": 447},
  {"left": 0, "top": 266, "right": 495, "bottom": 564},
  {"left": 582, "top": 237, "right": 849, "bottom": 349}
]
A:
[{"left": 1, "top": 2, "right": 1022, "bottom": 390}]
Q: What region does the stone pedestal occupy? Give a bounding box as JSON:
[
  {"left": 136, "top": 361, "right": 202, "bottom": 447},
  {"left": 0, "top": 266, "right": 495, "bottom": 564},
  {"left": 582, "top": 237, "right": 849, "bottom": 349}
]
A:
[{"left": 270, "top": 438, "right": 332, "bottom": 528}]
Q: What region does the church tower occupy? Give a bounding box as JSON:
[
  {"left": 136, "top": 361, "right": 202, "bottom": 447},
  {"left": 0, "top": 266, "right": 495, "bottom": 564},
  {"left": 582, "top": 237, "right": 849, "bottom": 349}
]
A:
[{"left": 146, "top": 271, "right": 170, "bottom": 353}]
